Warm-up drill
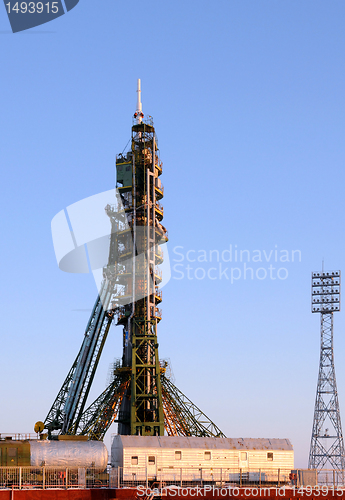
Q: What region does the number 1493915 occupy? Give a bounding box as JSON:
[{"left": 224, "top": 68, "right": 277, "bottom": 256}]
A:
[
  {"left": 292, "top": 486, "right": 345, "bottom": 496},
  {"left": 5, "top": 2, "right": 59, "bottom": 13}
]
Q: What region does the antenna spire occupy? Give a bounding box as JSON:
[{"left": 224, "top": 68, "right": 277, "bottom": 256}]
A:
[{"left": 134, "top": 78, "right": 144, "bottom": 124}]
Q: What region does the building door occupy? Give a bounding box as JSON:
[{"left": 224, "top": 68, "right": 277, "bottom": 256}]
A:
[
  {"left": 239, "top": 451, "right": 248, "bottom": 470},
  {"left": 147, "top": 455, "right": 157, "bottom": 479}
]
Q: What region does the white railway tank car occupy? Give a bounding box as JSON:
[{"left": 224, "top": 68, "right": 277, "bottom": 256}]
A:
[
  {"left": 111, "top": 436, "right": 294, "bottom": 484},
  {"left": 29, "top": 439, "right": 108, "bottom": 469},
  {"left": 0, "top": 437, "right": 108, "bottom": 470}
]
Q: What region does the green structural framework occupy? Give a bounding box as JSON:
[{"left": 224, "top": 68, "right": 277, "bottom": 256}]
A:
[
  {"left": 108, "top": 93, "right": 166, "bottom": 436},
  {"left": 42, "top": 80, "right": 224, "bottom": 440}
]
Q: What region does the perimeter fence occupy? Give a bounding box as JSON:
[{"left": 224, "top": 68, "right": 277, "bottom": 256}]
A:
[
  {"left": 0, "top": 467, "right": 108, "bottom": 489},
  {"left": 110, "top": 467, "right": 295, "bottom": 488},
  {"left": 1, "top": 467, "right": 344, "bottom": 490}
]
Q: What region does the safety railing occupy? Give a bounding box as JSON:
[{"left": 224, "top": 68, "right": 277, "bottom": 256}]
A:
[
  {"left": 131, "top": 115, "right": 154, "bottom": 127},
  {"left": 155, "top": 248, "right": 164, "bottom": 262},
  {"left": 110, "top": 467, "right": 295, "bottom": 489},
  {"left": 155, "top": 202, "right": 164, "bottom": 216},
  {"left": 0, "top": 467, "right": 108, "bottom": 490},
  {"left": 316, "top": 469, "right": 345, "bottom": 486},
  {"left": 2, "top": 467, "right": 344, "bottom": 490},
  {"left": 154, "top": 267, "right": 163, "bottom": 281},
  {"left": 0, "top": 434, "right": 37, "bottom": 441}
]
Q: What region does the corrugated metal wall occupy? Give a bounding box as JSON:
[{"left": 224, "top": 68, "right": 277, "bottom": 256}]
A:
[{"left": 111, "top": 436, "right": 294, "bottom": 472}]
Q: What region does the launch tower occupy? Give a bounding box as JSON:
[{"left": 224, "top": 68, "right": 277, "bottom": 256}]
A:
[
  {"left": 108, "top": 79, "right": 166, "bottom": 436},
  {"left": 43, "top": 80, "right": 224, "bottom": 440}
]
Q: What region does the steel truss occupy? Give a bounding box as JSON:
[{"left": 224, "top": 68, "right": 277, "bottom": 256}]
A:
[
  {"left": 43, "top": 83, "right": 225, "bottom": 441},
  {"left": 73, "top": 368, "right": 224, "bottom": 440},
  {"left": 44, "top": 283, "right": 114, "bottom": 436},
  {"left": 77, "top": 368, "right": 130, "bottom": 440},
  {"left": 309, "top": 271, "right": 345, "bottom": 476},
  {"left": 161, "top": 375, "right": 225, "bottom": 437}
]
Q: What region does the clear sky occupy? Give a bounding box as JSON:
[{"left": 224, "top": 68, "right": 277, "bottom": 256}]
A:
[{"left": 1, "top": 0, "right": 345, "bottom": 469}]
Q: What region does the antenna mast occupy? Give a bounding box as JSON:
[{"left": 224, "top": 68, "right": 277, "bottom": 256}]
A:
[{"left": 135, "top": 78, "right": 144, "bottom": 124}]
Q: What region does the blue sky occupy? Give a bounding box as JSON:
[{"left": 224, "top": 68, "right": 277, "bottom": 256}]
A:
[{"left": 1, "top": 0, "right": 345, "bottom": 468}]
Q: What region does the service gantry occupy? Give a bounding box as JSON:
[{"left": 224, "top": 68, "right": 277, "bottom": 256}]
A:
[
  {"left": 42, "top": 80, "right": 224, "bottom": 440},
  {"left": 108, "top": 79, "right": 166, "bottom": 436},
  {"left": 309, "top": 270, "right": 345, "bottom": 477}
]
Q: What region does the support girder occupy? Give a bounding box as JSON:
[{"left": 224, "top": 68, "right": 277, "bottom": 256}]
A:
[{"left": 76, "top": 369, "right": 225, "bottom": 440}]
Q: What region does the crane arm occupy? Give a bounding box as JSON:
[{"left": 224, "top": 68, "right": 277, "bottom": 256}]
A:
[{"left": 44, "top": 279, "right": 114, "bottom": 436}]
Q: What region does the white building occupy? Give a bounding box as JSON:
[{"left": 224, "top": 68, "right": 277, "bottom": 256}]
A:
[{"left": 111, "top": 436, "right": 294, "bottom": 483}]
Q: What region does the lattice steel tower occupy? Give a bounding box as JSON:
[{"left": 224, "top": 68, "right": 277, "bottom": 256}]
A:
[
  {"left": 110, "top": 79, "right": 166, "bottom": 436},
  {"left": 43, "top": 80, "right": 225, "bottom": 441},
  {"left": 309, "top": 270, "right": 345, "bottom": 474}
]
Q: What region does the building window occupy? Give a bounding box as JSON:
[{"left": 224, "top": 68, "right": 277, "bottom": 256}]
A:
[
  {"left": 205, "top": 451, "right": 211, "bottom": 460},
  {"left": 175, "top": 451, "right": 182, "bottom": 460},
  {"left": 148, "top": 456, "right": 155, "bottom": 464},
  {"left": 118, "top": 166, "right": 123, "bottom": 171},
  {"left": 126, "top": 165, "right": 131, "bottom": 171},
  {"left": 267, "top": 453, "right": 273, "bottom": 461},
  {"left": 131, "top": 456, "right": 138, "bottom": 465},
  {"left": 240, "top": 452, "right": 247, "bottom": 461}
]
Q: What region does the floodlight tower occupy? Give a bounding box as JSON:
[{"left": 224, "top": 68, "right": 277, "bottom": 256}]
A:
[{"left": 309, "top": 270, "right": 345, "bottom": 476}]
